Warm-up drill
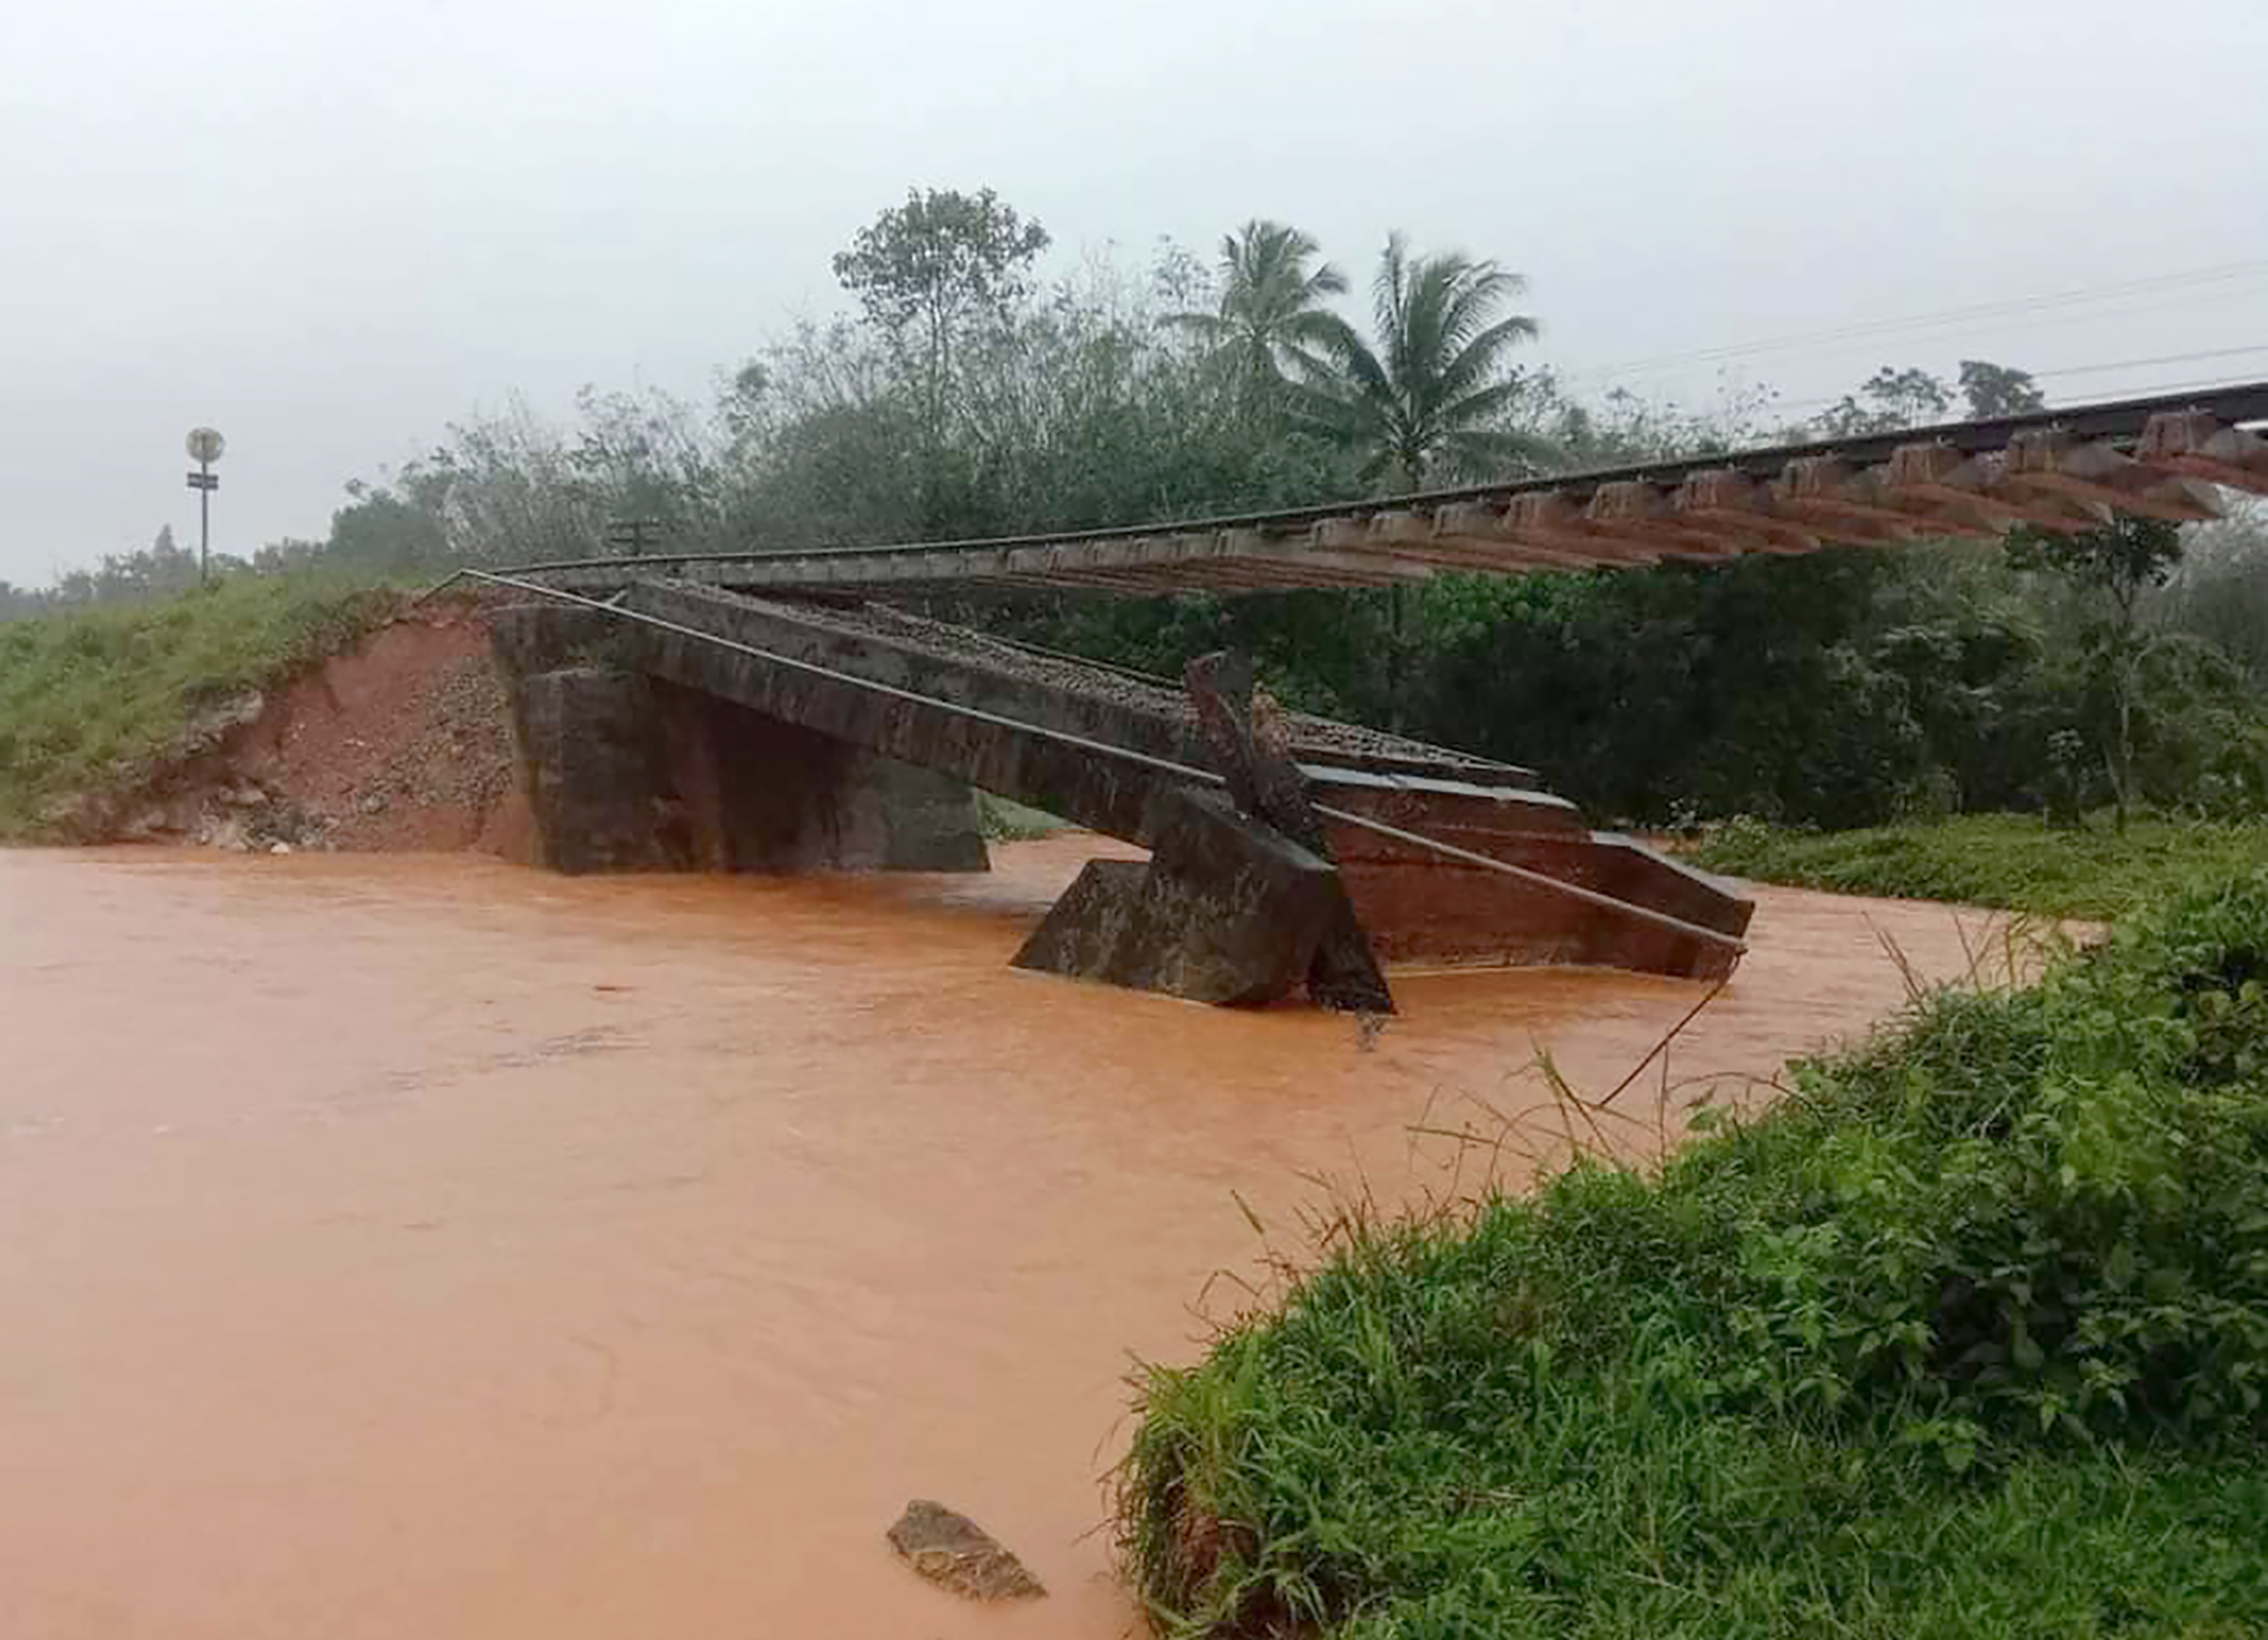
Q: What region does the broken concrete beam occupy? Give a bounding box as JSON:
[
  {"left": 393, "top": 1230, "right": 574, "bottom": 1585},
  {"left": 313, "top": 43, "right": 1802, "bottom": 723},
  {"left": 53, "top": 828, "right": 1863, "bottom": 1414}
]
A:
[
  {"left": 1324, "top": 820, "right": 1751, "bottom": 981},
  {"left": 493, "top": 606, "right": 989, "bottom": 878},
  {"left": 1013, "top": 785, "right": 1371, "bottom": 1007}
]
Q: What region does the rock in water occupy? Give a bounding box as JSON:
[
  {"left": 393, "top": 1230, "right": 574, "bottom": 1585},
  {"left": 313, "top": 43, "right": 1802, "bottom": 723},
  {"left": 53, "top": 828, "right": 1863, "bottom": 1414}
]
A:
[{"left": 885, "top": 1499, "right": 1045, "bottom": 1601}]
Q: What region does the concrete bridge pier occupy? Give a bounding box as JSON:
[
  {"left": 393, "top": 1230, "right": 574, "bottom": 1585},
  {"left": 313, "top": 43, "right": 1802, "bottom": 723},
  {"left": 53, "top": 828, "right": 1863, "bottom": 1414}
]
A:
[
  {"left": 490, "top": 604, "right": 987, "bottom": 877},
  {"left": 1011, "top": 784, "right": 1386, "bottom": 1009}
]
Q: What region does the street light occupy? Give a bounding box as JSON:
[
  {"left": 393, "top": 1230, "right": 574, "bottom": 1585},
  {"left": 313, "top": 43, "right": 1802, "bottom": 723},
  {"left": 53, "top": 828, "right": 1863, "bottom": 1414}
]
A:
[{"left": 185, "top": 426, "right": 225, "bottom": 586}]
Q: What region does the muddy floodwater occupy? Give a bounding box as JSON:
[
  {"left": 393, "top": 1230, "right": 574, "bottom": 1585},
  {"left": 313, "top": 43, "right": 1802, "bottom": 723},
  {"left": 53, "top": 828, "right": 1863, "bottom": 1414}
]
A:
[{"left": 0, "top": 839, "right": 2012, "bottom": 1638}]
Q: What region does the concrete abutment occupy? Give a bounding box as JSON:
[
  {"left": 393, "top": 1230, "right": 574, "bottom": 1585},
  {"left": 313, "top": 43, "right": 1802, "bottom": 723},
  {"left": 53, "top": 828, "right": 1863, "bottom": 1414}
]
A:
[{"left": 490, "top": 603, "right": 987, "bottom": 877}]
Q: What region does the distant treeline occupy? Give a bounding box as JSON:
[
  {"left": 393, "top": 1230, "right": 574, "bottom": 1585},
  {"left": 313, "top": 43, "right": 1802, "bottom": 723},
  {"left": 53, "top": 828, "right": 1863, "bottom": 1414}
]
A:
[{"left": 13, "top": 188, "right": 2268, "bottom": 828}]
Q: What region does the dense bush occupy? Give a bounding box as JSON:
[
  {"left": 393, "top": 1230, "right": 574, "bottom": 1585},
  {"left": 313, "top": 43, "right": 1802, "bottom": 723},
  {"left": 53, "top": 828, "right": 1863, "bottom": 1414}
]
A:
[
  {"left": 1023, "top": 535, "right": 2268, "bottom": 831},
  {"left": 1120, "top": 871, "right": 2268, "bottom": 1638}
]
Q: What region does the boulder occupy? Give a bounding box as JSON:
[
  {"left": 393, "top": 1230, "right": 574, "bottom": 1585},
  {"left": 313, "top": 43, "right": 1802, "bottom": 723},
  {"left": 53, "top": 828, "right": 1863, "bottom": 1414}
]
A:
[{"left": 885, "top": 1499, "right": 1045, "bottom": 1602}]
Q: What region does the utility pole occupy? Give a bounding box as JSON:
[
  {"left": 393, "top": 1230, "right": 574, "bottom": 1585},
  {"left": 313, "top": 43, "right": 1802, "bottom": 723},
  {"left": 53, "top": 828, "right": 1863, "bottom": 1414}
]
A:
[
  {"left": 606, "top": 516, "right": 664, "bottom": 557},
  {"left": 185, "top": 426, "right": 225, "bottom": 586}
]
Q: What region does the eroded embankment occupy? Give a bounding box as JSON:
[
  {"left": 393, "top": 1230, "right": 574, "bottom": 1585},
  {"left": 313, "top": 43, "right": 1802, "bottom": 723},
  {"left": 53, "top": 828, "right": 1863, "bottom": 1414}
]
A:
[{"left": 59, "top": 603, "right": 530, "bottom": 857}]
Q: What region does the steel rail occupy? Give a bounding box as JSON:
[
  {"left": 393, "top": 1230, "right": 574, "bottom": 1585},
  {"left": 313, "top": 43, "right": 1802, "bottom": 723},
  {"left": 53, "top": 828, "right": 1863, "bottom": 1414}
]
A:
[
  {"left": 452, "top": 568, "right": 1746, "bottom": 955},
  {"left": 484, "top": 379, "right": 2268, "bottom": 578}
]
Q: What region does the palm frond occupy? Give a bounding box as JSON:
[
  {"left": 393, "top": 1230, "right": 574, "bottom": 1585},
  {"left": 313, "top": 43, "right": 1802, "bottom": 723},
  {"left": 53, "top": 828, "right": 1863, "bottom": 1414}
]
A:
[
  {"left": 1372, "top": 234, "right": 1414, "bottom": 386},
  {"left": 1436, "top": 265, "right": 1529, "bottom": 352},
  {"left": 1435, "top": 377, "right": 1528, "bottom": 430},
  {"left": 1291, "top": 313, "right": 1391, "bottom": 395},
  {"left": 1199, "top": 219, "right": 1356, "bottom": 389},
  {"left": 1432, "top": 315, "right": 1541, "bottom": 403},
  {"left": 1294, "top": 231, "right": 1541, "bottom": 487}
]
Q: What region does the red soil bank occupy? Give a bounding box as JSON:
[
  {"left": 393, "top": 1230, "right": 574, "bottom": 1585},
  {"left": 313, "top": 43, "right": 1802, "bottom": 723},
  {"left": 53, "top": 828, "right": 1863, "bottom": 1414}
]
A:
[{"left": 99, "top": 605, "right": 531, "bottom": 859}]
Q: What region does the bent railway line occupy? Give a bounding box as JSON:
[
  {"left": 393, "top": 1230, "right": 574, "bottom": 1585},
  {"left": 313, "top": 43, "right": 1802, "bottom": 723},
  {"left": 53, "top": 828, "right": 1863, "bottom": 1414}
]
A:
[{"left": 504, "top": 383, "right": 2268, "bottom": 598}]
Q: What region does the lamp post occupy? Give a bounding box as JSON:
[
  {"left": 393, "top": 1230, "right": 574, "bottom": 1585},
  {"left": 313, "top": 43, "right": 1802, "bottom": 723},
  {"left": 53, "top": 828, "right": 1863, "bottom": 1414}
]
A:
[{"left": 185, "top": 426, "right": 225, "bottom": 586}]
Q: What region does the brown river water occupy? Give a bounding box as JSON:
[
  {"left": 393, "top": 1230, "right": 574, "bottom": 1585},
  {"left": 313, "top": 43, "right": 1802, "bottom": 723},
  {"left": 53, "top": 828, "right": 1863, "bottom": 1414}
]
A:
[{"left": 0, "top": 839, "right": 2009, "bottom": 1639}]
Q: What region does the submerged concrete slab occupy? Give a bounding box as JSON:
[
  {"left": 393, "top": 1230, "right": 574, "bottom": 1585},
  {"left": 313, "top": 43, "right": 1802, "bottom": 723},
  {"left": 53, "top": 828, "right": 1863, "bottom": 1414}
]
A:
[{"left": 1327, "top": 821, "right": 1750, "bottom": 980}]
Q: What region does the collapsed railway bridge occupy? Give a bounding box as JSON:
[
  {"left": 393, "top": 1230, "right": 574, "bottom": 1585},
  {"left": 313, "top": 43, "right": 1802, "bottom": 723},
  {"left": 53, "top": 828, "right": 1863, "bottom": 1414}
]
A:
[{"left": 460, "top": 383, "right": 2268, "bottom": 1010}]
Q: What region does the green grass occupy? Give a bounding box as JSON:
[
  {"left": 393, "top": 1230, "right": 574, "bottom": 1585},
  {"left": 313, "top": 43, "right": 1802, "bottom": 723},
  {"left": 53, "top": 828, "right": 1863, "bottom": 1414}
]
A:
[
  {"left": 1688, "top": 811, "right": 2268, "bottom": 920},
  {"left": 1118, "top": 868, "right": 2268, "bottom": 1639},
  {"left": 0, "top": 575, "right": 398, "bottom": 839},
  {"left": 976, "top": 791, "right": 1067, "bottom": 841}
]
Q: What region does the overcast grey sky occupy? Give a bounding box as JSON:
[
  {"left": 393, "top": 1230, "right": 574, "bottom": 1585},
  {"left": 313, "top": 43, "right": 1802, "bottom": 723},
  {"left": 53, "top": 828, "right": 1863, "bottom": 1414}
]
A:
[{"left": 5, "top": 0, "right": 2267, "bottom": 583}]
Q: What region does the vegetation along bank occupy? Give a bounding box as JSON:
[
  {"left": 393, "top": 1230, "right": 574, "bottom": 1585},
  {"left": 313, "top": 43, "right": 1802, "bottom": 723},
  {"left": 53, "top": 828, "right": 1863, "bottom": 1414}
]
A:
[{"left": 1119, "top": 868, "right": 2268, "bottom": 1639}]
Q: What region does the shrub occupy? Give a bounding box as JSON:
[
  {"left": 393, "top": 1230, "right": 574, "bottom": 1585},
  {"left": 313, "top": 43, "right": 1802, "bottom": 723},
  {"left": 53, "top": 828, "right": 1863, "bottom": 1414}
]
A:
[
  {"left": 1691, "top": 812, "right": 2268, "bottom": 920},
  {"left": 1119, "top": 870, "right": 2268, "bottom": 1639}
]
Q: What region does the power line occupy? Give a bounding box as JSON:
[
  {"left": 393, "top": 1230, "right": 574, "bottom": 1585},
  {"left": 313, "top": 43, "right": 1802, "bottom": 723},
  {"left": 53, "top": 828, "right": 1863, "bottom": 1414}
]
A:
[
  {"left": 1565, "top": 257, "right": 2268, "bottom": 383},
  {"left": 2032, "top": 342, "right": 2268, "bottom": 380},
  {"left": 1569, "top": 285, "right": 2268, "bottom": 409},
  {"left": 1768, "top": 367, "right": 2268, "bottom": 421}
]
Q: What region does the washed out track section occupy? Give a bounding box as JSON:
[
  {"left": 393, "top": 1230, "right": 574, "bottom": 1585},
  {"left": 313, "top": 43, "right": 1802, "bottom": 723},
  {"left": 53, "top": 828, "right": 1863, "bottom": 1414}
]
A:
[
  {"left": 504, "top": 578, "right": 1752, "bottom": 979},
  {"left": 749, "top": 597, "right": 1539, "bottom": 786},
  {"left": 505, "top": 385, "right": 2268, "bottom": 598}
]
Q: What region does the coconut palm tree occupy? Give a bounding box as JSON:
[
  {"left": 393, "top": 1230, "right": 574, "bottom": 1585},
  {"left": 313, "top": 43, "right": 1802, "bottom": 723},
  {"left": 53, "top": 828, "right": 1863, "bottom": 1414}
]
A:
[
  {"left": 1171, "top": 220, "right": 1349, "bottom": 406},
  {"left": 1290, "top": 233, "right": 1543, "bottom": 490}
]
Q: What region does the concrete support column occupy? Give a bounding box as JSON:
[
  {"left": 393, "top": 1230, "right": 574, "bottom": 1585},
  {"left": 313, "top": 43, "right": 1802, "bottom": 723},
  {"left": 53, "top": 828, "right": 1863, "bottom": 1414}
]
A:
[
  {"left": 1013, "top": 785, "right": 1377, "bottom": 1008},
  {"left": 516, "top": 667, "right": 684, "bottom": 874}
]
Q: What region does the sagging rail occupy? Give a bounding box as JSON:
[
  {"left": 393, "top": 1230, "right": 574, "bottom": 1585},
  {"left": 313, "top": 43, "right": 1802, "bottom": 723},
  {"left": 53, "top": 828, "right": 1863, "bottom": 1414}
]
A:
[{"left": 493, "top": 383, "right": 2268, "bottom": 598}]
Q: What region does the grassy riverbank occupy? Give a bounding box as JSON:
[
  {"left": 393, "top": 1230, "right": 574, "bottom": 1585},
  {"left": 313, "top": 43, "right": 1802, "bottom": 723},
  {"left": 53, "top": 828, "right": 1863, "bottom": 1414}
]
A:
[
  {"left": 1119, "top": 868, "right": 2268, "bottom": 1639},
  {"left": 1689, "top": 812, "right": 2268, "bottom": 920},
  {"left": 0, "top": 577, "right": 396, "bottom": 839}
]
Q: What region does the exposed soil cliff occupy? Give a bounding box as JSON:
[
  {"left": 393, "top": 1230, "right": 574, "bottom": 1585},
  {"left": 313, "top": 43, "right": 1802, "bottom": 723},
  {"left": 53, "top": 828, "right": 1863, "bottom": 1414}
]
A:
[{"left": 66, "top": 603, "right": 530, "bottom": 859}]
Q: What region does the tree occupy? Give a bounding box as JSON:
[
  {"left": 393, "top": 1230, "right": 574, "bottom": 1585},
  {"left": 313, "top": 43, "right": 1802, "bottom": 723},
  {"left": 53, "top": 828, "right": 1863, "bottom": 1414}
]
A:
[
  {"left": 143, "top": 526, "right": 198, "bottom": 594},
  {"left": 1957, "top": 359, "right": 2046, "bottom": 419},
  {"left": 1814, "top": 366, "right": 1954, "bottom": 436},
  {"left": 2155, "top": 501, "right": 2268, "bottom": 688},
  {"left": 831, "top": 187, "right": 1051, "bottom": 430},
  {"left": 321, "top": 480, "right": 448, "bottom": 571},
  {"left": 2007, "top": 515, "right": 2185, "bottom": 831},
  {"left": 1283, "top": 234, "right": 1544, "bottom": 724},
  {"left": 1287, "top": 233, "right": 1543, "bottom": 489},
  {"left": 1169, "top": 220, "right": 1347, "bottom": 411}
]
